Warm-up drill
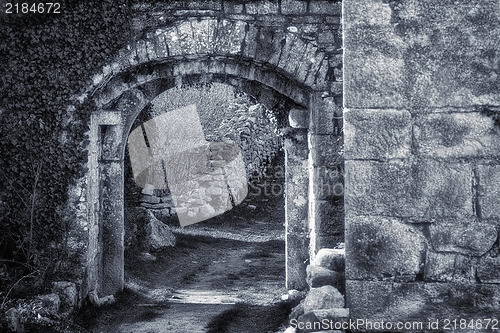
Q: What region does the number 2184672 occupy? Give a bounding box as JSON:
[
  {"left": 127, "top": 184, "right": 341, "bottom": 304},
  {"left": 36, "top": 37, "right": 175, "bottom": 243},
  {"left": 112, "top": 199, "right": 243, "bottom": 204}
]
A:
[{"left": 5, "top": 3, "right": 61, "bottom": 14}]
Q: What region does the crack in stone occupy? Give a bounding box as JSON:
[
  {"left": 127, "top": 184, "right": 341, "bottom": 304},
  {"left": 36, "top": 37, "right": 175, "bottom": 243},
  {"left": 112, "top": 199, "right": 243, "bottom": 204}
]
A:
[{"left": 472, "top": 166, "right": 482, "bottom": 219}]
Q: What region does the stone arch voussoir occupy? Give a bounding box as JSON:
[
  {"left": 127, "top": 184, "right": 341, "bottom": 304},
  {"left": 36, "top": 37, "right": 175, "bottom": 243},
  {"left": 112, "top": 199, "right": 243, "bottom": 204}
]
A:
[{"left": 84, "top": 18, "right": 330, "bottom": 109}]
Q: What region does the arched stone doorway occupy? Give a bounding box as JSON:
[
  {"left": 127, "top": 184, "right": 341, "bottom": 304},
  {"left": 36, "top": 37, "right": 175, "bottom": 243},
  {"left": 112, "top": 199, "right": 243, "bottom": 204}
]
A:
[{"left": 83, "top": 19, "right": 342, "bottom": 298}]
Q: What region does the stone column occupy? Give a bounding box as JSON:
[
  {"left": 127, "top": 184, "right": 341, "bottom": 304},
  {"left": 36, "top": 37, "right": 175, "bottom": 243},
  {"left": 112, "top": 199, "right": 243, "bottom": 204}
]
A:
[
  {"left": 284, "top": 129, "right": 309, "bottom": 290},
  {"left": 309, "top": 92, "right": 344, "bottom": 254},
  {"left": 98, "top": 117, "right": 125, "bottom": 297}
]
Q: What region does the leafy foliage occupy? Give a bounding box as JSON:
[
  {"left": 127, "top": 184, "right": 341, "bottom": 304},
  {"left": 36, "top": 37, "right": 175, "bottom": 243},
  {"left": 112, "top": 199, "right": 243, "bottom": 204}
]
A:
[{"left": 0, "top": 0, "right": 131, "bottom": 289}]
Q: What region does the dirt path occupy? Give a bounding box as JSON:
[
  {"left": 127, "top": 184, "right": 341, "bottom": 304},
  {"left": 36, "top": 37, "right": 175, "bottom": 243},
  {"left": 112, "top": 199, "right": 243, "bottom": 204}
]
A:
[
  {"left": 75, "top": 176, "right": 290, "bottom": 332},
  {"left": 75, "top": 233, "right": 290, "bottom": 333}
]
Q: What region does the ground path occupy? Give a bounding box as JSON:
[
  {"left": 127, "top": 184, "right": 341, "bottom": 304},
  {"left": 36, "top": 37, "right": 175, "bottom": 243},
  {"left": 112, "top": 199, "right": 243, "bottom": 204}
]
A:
[{"left": 76, "top": 226, "right": 290, "bottom": 333}]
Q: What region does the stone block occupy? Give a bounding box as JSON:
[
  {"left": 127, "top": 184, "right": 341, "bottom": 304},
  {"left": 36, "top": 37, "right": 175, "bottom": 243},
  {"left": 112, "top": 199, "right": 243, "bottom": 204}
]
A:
[
  {"left": 164, "top": 29, "right": 182, "bottom": 56},
  {"left": 310, "top": 94, "right": 343, "bottom": 135},
  {"left": 246, "top": 0, "right": 278, "bottom": 14},
  {"left": 344, "top": 108, "right": 412, "bottom": 160},
  {"left": 304, "top": 52, "right": 328, "bottom": 89},
  {"left": 424, "top": 252, "right": 475, "bottom": 282},
  {"left": 224, "top": 2, "right": 243, "bottom": 13},
  {"left": 312, "top": 308, "right": 350, "bottom": 320},
  {"left": 428, "top": 219, "right": 497, "bottom": 256},
  {"left": 190, "top": 19, "right": 217, "bottom": 54},
  {"left": 257, "top": 28, "right": 287, "bottom": 66},
  {"left": 346, "top": 0, "right": 500, "bottom": 108},
  {"left": 141, "top": 185, "right": 154, "bottom": 196},
  {"left": 280, "top": 35, "right": 307, "bottom": 75},
  {"left": 144, "top": 37, "right": 156, "bottom": 60},
  {"left": 303, "top": 286, "right": 344, "bottom": 313},
  {"left": 314, "top": 200, "right": 344, "bottom": 250},
  {"left": 345, "top": 159, "right": 473, "bottom": 220},
  {"left": 52, "top": 281, "right": 78, "bottom": 312},
  {"left": 135, "top": 39, "right": 149, "bottom": 63},
  {"left": 306, "top": 265, "right": 338, "bottom": 288},
  {"left": 478, "top": 254, "right": 500, "bottom": 283},
  {"left": 215, "top": 20, "right": 246, "bottom": 55},
  {"left": 36, "top": 293, "right": 60, "bottom": 313},
  {"left": 242, "top": 24, "right": 259, "bottom": 59},
  {"left": 281, "top": 0, "right": 307, "bottom": 15},
  {"left": 314, "top": 248, "right": 345, "bottom": 272},
  {"left": 345, "top": 216, "right": 425, "bottom": 280},
  {"left": 287, "top": 233, "right": 309, "bottom": 290},
  {"left": 295, "top": 43, "right": 318, "bottom": 84},
  {"left": 289, "top": 108, "right": 309, "bottom": 129},
  {"left": 176, "top": 21, "right": 197, "bottom": 55},
  {"left": 309, "top": 0, "right": 341, "bottom": 15},
  {"left": 344, "top": 0, "right": 392, "bottom": 28},
  {"left": 344, "top": 0, "right": 407, "bottom": 109},
  {"left": 414, "top": 113, "right": 500, "bottom": 158},
  {"left": 309, "top": 57, "right": 332, "bottom": 91},
  {"left": 142, "top": 211, "right": 176, "bottom": 251},
  {"left": 185, "top": 0, "right": 222, "bottom": 10},
  {"left": 140, "top": 194, "right": 161, "bottom": 204},
  {"left": 478, "top": 164, "right": 500, "bottom": 219},
  {"left": 344, "top": 50, "right": 406, "bottom": 109},
  {"left": 346, "top": 280, "right": 500, "bottom": 322},
  {"left": 310, "top": 135, "right": 343, "bottom": 168},
  {"left": 313, "top": 165, "right": 344, "bottom": 200}
]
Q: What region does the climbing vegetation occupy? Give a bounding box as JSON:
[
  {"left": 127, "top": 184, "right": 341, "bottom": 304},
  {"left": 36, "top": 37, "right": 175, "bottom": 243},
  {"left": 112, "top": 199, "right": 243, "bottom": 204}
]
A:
[{"left": 0, "top": 0, "right": 131, "bottom": 295}]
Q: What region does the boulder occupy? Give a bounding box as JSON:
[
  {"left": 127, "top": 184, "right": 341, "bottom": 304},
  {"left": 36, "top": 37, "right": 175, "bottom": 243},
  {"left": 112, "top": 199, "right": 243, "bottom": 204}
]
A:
[
  {"left": 141, "top": 184, "right": 155, "bottom": 196},
  {"left": 52, "top": 281, "right": 77, "bottom": 312},
  {"left": 5, "top": 307, "right": 22, "bottom": 333},
  {"left": 314, "top": 248, "right": 345, "bottom": 272},
  {"left": 199, "top": 203, "right": 216, "bottom": 218},
  {"left": 306, "top": 265, "right": 337, "bottom": 288},
  {"left": 143, "top": 211, "right": 176, "bottom": 251},
  {"left": 303, "top": 286, "right": 344, "bottom": 313},
  {"left": 311, "top": 308, "right": 350, "bottom": 321},
  {"left": 289, "top": 300, "right": 305, "bottom": 320},
  {"left": 35, "top": 293, "right": 60, "bottom": 313},
  {"left": 296, "top": 311, "right": 320, "bottom": 333}
]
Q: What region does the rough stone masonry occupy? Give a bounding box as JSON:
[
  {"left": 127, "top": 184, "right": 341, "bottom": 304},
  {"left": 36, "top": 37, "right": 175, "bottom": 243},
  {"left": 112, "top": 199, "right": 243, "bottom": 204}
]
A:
[
  {"left": 344, "top": 0, "right": 500, "bottom": 326},
  {"left": 63, "top": 0, "right": 344, "bottom": 304},
  {"left": 56, "top": 0, "right": 500, "bottom": 329}
]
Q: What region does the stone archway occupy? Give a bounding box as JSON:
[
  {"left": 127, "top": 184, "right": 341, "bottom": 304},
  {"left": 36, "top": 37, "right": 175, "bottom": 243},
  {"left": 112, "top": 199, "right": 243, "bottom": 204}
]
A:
[{"left": 82, "top": 18, "right": 341, "bottom": 298}]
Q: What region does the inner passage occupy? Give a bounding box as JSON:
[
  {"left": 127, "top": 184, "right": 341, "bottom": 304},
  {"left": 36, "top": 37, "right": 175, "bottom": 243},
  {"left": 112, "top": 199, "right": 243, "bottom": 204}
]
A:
[{"left": 110, "top": 82, "right": 290, "bottom": 332}]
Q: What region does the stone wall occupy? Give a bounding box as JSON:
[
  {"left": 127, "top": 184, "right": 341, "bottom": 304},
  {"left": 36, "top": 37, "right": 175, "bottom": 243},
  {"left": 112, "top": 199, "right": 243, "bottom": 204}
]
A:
[
  {"left": 61, "top": 0, "right": 344, "bottom": 299},
  {"left": 344, "top": 0, "right": 500, "bottom": 325},
  {"left": 212, "top": 103, "right": 281, "bottom": 180}
]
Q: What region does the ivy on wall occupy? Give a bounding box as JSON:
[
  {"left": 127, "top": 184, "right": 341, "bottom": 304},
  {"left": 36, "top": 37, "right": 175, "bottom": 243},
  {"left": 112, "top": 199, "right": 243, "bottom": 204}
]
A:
[{"left": 0, "top": 0, "right": 131, "bottom": 288}]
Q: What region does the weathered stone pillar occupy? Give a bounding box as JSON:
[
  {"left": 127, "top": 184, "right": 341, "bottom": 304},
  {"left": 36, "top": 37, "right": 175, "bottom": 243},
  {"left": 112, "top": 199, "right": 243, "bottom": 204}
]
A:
[
  {"left": 99, "top": 160, "right": 124, "bottom": 296},
  {"left": 284, "top": 129, "right": 309, "bottom": 290},
  {"left": 309, "top": 92, "right": 344, "bottom": 254},
  {"left": 98, "top": 116, "right": 125, "bottom": 296}
]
